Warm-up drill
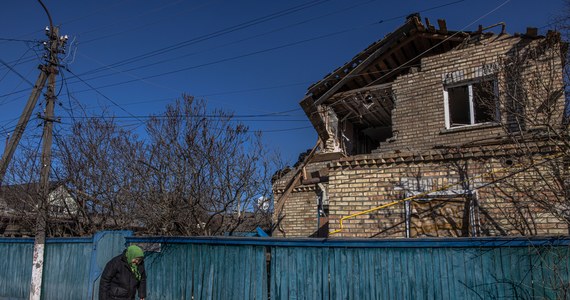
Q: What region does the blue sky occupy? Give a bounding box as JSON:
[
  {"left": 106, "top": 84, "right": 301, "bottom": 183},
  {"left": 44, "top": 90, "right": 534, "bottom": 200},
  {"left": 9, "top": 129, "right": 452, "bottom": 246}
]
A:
[{"left": 0, "top": 0, "right": 566, "bottom": 164}]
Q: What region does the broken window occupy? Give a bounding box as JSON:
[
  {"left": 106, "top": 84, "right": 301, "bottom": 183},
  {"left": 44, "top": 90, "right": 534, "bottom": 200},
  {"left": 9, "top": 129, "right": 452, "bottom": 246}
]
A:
[{"left": 444, "top": 79, "right": 498, "bottom": 128}]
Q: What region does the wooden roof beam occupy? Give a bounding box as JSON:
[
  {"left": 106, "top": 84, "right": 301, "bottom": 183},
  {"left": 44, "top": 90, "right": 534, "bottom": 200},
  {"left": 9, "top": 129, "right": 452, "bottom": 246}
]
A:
[
  {"left": 312, "top": 18, "right": 421, "bottom": 106},
  {"left": 416, "top": 32, "right": 468, "bottom": 42},
  {"left": 437, "top": 19, "right": 448, "bottom": 34}
]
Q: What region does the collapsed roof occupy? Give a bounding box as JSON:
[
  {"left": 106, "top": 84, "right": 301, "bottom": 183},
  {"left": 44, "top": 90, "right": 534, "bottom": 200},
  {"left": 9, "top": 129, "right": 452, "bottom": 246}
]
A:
[{"left": 300, "top": 14, "right": 470, "bottom": 145}]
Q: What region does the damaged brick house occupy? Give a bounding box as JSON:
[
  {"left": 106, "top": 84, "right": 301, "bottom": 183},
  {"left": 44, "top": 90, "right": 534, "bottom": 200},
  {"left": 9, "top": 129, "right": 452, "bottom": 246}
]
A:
[{"left": 273, "top": 14, "right": 569, "bottom": 238}]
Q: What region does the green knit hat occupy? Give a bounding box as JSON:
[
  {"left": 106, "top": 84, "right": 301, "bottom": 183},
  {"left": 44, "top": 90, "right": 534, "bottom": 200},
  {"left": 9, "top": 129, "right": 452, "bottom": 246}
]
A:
[
  {"left": 126, "top": 245, "right": 144, "bottom": 280},
  {"left": 126, "top": 245, "right": 144, "bottom": 262}
]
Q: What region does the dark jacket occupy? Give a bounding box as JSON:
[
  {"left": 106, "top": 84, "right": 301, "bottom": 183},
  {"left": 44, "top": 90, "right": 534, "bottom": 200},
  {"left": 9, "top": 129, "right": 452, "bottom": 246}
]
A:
[{"left": 99, "top": 250, "right": 147, "bottom": 300}]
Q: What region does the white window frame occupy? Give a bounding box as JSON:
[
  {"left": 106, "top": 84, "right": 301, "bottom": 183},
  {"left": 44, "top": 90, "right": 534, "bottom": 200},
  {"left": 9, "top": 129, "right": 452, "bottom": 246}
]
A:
[{"left": 443, "top": 79, "right": 499, "bottom": 129}]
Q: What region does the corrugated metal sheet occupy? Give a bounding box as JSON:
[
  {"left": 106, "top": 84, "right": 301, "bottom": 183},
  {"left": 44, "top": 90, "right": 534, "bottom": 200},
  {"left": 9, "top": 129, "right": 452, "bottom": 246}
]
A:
[
  {"left": 271, "top": 247, "right": 329, "bottom": 300},
  {"left": 41, "top": 242, "right": 92, "bottom": 299},
  {"left": 269, "top": 245, "right": 570, "bottom": 300},
  {"left": 1, "top": 234, "right": 569, "bottom": 299},
  {"left": 0, "top": 232, "right": 130, "bottom": 300},
  {"left": 0, "top": 240, "right": 33, "bottom": 299},
  {"left": 144, "top": 243, "right": 267, "bottom": 299}
]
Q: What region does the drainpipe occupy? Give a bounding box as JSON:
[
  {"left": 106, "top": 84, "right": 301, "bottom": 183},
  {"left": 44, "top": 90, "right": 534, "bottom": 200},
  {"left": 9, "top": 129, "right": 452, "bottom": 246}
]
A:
[
  {"left": 317, "top": 183, "right": 327, "bottom": 234},
  {"left": 468, "top": 191, "right": 479, "bottom": 237},
  {"left": 404, "top": 200, "right": 411, "bottom": 238}
]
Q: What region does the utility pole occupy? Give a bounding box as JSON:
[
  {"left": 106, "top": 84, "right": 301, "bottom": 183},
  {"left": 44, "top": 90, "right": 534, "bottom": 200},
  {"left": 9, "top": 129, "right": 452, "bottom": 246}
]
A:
[
  {"left": 29, "top": 2, "right": 67, "bottom": 298},
  {"left": 0, "top": 0, "right": 66, "bottom": 298},
  {"left": 0, "top": 59, "right": 49, "bottom": 185},
  {"left": 29, "top": 24, "right": 64, "bottom": 300}
]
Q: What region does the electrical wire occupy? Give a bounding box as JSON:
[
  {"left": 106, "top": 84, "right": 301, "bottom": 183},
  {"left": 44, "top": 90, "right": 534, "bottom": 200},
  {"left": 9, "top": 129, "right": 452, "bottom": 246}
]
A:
[
  {"left": 55, "top": 106, "right": 305, "bottom": 120},
  {"left": 63, "top": 67, "right": 144, "bottom": 123},
  {"left": 0, "top": 48, "right": 32, "bottom": 85},
  {"left": 68, "top": 26, "right": 364, "bottom": 93},
  {"left": 0, "top": 58, "right": 34, "bottom": 87},
  {"left": 0, "top": 56, "right": 39, "bottom": 73},
  {"left": 59, "top": 0, "right": 461, "bottom": 94},
  {"left": 309, "top": 0, "right": 513, "bottom": 122},
  {"left": 80, "top": 1, "right": 215, "bottom": 45},
  {"left": 0, "top": 65, "right": 38, "bottom": 107},
  {"left": 365, "top": 0, "right": 511, "bottom": 89},
  {"left": 0, "top": 37, "right": 38, "bottom": 43},
  {"left": 0, "top": 0, "right": 473, "bottom": 142},
  {"left": 74, "top": 0, "right": 331, "bottom": 78},
  {"left": 69, "top": 0, "right": 376, "bottom": 85},
  {"left": 375, "top": 0, "right": 465, "bottom": 25}
]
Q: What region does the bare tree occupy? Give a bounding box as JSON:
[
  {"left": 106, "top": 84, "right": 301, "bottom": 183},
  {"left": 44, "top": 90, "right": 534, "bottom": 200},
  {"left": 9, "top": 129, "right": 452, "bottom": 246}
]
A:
[
  {"left": 474, "top": 30, "right": 570, "bottom": 232},
  {"left": 136, "top": 95, "right": 272, "bottom": 236},
  {"left": 46, "top": 95, "right": 273, "bottom": 236},
  {"left": 54, "top": 116, "right": 146, "bottom": 235}
]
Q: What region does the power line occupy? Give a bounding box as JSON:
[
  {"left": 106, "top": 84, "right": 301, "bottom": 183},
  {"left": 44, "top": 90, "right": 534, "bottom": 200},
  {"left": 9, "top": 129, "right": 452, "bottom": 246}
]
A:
[
  {"left": 0, "top": 55, "right": 40, "bottom": 73},
  {"left": 376, "top": 0, "right": 466, "bottom": 24},
  {"left": 56, "top": 107, "right": 305, "bottom": 120},
  {"left": 68, "top": 27, "right": 362, "bottom": 93},
  {"left": 56, "top": 113, "right": 312, "bottom": 134},
  {"left": 0, "top": 116, "right": 40, "bottom": 136},
  {"left": 56, "top": 64, "right": 419, "bottom": 107},
  {"left": 65, "top": 0, "right": 465, "bottom": 87},
  {"left": 1, "top": 0, "right": 471, "bottom": 140},
  {"left": 74, "top": 0, "right": 331, "bottom": 78},
  {"left": 0, "top": 37, "right": 38, "bottom": 43},
  {"left": 80, "top": 1, "right": 214, "bottom": 45},
  {"left": 259, "top": 126, "right": 313, "bottom": 133},
  {"left": 58, "top": 67, "right": 89, "bottom": 121},
  {"left": 68, "top": 0, "right": 376, "bottom": 85},
  {"left": 0, "top": 89, "right": 29, "bottom": 100},
  {"left": 0, "top": 0, "right": 135, "bottom": 44},
  {"left": 0, "top": 58, "right": 34, "bottom": 86},
  {"left": 0, "top": 48, "right": 33, "bottom": 85},
  {"left": 0, "top": 65, "right": 38, "bottom": 108},
  {"left": 60, "top": 0, "right": 462, "bottom": 94},
  {"left": 63, "top": 67, "right": 144, "bottom": 123},
  {"left": 364, "top": 0, "right": 511, "bottom": 89}
]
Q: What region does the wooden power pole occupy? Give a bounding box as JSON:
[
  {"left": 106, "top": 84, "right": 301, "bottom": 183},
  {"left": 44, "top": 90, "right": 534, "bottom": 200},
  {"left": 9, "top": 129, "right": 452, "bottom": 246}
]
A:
[
  {"left": 29, "top": 24, "right": 64, "bottom": 300},
  {"left": 0, "top": 53, "right": 49, "bottom": 185},
  {"left": 0, "top": 1, "right": 66, "bottom": 298}
]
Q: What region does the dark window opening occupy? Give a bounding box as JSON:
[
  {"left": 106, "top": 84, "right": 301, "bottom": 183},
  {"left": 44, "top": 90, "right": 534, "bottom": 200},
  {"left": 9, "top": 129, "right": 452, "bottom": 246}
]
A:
[
  {"left": 472, "top": 81, "right": 496, "bottom": 123},
  {"left": 446, "top": 79, "right": 498, "bottom": 128},
  {"left": 448, "top": 85, "right": 470, "bottom": 126}
]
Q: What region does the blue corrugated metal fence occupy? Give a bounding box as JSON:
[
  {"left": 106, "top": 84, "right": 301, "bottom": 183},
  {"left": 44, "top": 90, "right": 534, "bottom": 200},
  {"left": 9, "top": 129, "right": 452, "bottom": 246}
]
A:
[
  {"left": 128, "top": 236, "right": 570, "bottom": 300},
  {"left": 268, "top": 245, "right": 570, "bottom": 299},
  {"left": 0, "top": 231, "right": 131, "bottom": 300},
  {"left": 1, "top": 234, "right": 569, "bottom": 299},
  {"left": 142, "top": 243, "right": 267, "bottom": 299},
  {"left": 0, "top": 239, "right": 32, "bottom": 299}
]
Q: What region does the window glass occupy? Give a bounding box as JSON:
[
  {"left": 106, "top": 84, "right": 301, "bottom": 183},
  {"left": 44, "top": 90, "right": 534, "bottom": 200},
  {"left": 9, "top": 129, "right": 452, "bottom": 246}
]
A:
[
  {"left": 472, "top": 81, "right": 496, "bottom": 123},
  {"left": 445, "top": 79, "right": 497, "bottom": 128}
]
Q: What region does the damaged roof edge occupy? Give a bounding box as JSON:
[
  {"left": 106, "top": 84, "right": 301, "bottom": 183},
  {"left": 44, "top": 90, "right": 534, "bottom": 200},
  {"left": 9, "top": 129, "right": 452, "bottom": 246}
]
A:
[
  {"left": 299, "top": 94, "right": 330, "bottom": 141},
  {"left": 306, "top": 14, "right": 477, "bottom": 107},
  {"left": 307, "top": 15, "right": 424, "bottom": 105}
]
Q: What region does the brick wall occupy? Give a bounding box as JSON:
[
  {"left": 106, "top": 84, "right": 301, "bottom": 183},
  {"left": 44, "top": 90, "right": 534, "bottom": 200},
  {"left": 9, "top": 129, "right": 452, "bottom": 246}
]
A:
[
  {"left": 327, "top": 150, "right": 568, "bottom": 238},
  {"left": 273, "top": 160, "right": 329, "bottom": 237},
  {"left": 381, "top": 34, "right": 565, "bottom": 152},
  {"left": 273, "top": 187, "right": 321, "bottom": 237}
]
